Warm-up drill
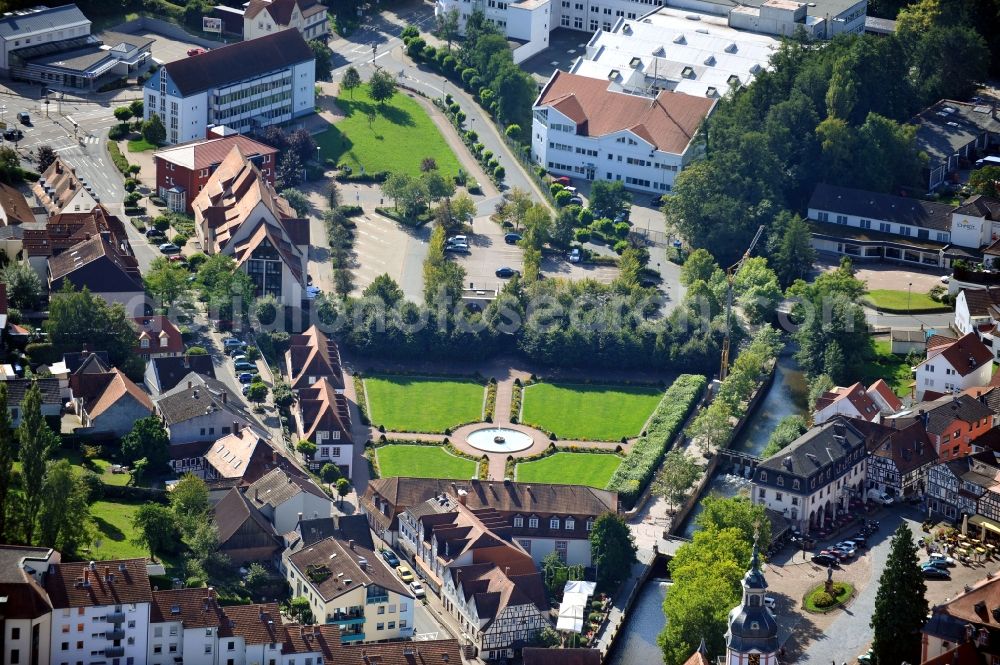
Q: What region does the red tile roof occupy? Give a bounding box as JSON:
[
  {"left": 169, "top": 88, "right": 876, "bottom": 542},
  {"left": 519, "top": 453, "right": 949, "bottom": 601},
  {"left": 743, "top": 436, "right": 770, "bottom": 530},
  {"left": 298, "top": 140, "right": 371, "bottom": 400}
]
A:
[
  {"left": 297, "top": 377, "right": 352, "bottom": 445},
  {"left": 0, "top": 182, "right": 33, "bottom": 226},
  {"left": 45, "top": 559, "right": 152, "bottom": 608},
  {"left": 286, "top": 325, "right": 344, "bottom": 391},
  {"left": 536, "top": 70, "right": 716, "bottom": 154},
  {"left": 133, "top": 315, "right": 184, "bottom": 356},
  {"left": 868, "top": 379, "right": 903, "bottom": 412},
  {"left": 154, "top": 135, "right": 278, "bottom": 172},
  {"left": 922, "top": 332, "right": 994, "bottom": 377},
  {"left": 814, "top": 381, "right": 880, "bottom": 421}
]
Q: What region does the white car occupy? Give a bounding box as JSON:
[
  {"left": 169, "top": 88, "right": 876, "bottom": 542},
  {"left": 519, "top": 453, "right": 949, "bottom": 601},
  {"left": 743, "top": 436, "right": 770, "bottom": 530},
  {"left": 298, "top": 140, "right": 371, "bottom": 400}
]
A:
[
  {"left": 410, "top": 581, "right": 426, "bottom": 598},
  {"left": 569, "top": 248, "right": 581, "bottom": 263},
  {"left": 447, "top": 235, "right": 468, "bottom": 245},
  {"left": 928, "top": 552, "right": 956, "bottom": 567},
  {"left": 834, "top": 542, "right": 857, "bottom": 557}
]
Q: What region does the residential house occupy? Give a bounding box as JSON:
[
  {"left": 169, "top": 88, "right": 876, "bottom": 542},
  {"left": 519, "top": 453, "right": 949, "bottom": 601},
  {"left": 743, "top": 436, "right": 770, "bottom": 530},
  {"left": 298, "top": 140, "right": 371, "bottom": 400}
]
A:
[
  {"left": 915, "top": 332, "right": 994, "bottom": 400},
  {"left": 282, "top": 526, "right": 415, "bottom": 644},
  {"left": 0, "top": 181, "right": 35, "bottom": 227},
  {"left": 532, "top": 70, "right": 716, "bottom": 194},
  {"left": 926, "top": 454, "right": 992, "bottom": 521},
  {"left": 441, "top": 563, "right": 550, "bottom": 661},
  {"left": 32, "top": 158, "right": 100, "bottom": 216},
  {"left": 154, "top": 372, "right": 264, "bottom": 444},
  {"left": 861, "top": 419, "right": 937, "bottom": 498},
  {"left": 922, "top": 574, "right": 1000, "bottom": 662},
  {"left": 21, "top": 204, "right": 131, "bottom": 279},
  {"left": 3, "top": 378, "right": 61, "bottom": 427},
  {"left": 133, "top": 315, "right": 183, "bottom": 360},
  {"left": 44, "top": 559, "right": 152, "bottom": 665},
  {"left": 69, "top": 367, "right": 153, "bottom": 437},
  {"left": 948, "top": 194, "right": 1000, "bottom": 250},
  {"left": 362, "top": 477, "right": 618, "bottom": 567},
  {"left": 48, "top": 350, "right": 109, "bottom": 399},
  {"left": 914, "top": 100, "right": 1000, "bottom": 191},
  {"left": 295, "top": 377, "right": 353, "bottom": 475},
  {"left": 143, "top": 29, "right": 314, "bottom": 145},
  {"left": 243, "top": 0, "right": 329, "bottom": 42},
  {"left": 212, "top": 486, "right": 281, "bottom": 565},
  {"left": 813, "top": 380, "right": 902, "bottom": 425},
  {"left": 246, "top": 466, "right": 332, "bottom": 535},
  {"left": 0, "top": 545, "right": 60, "bottom": 665},
  {"left": 751, "top": 417, "right": 869, "bottom": 534},
  {"left": 398, "top": 494, "right": 537, "bottom": 594},
  {"left": 955, "top": 287, "right": 1000, "bottom": 335},
  {"left": 523, "top": 648, "right": 601, "bottom": 665},
  {"left": 152, "top": 133, "right": 278, "bottom": 213},
  {"left": 285, "top": 325, "right": 344, "bottom": 392},
  {"left": 570, "top": 8, "right": 779, "bottom": 99},
  {"left": 887, "top": 394, "right": 994, "bottom": 460},
  {"left": 192, "top": 146, "right": 309, "bottom": 307},
  {"left": 144, "top": 354, "right": 216, "bottom": 395},
  {"left": 46, "top": 231, "right": 146, "bottom": 314}
]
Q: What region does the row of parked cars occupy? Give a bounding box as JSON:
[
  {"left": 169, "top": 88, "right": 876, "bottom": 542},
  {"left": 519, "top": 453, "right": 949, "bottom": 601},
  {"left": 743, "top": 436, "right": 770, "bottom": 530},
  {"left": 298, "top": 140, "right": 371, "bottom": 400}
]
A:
[
  {"left": 379, "top": 548, "right": 426, "bottom": 599},
  {"left": 223, "top": 336, "right": 258, "bottom": 395},
  {"left": 810, "top": 533, "right": 871, "bottom": 567}
]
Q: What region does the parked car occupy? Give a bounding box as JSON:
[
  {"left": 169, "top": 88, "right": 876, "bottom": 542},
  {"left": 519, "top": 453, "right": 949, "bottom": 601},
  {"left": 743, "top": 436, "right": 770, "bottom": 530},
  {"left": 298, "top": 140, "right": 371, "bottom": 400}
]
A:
[
  {"left": 187, "top": 47, "right": 207, "bottom": 56},
  {"left": 223, "top": 338, "right": 245, "bottom": 350},
  {"left": 927, "top": 552, "right": 956, "bottom": 567},
  {"left": 306, "top": 285, "right": 320, "bottom": 300},
  {"left": 231, "top": 354, "right": 247, "bottom": 364},
  {"left": 17, "top": 111, "right": 29, "bottom": 125},
  {"left": 495, "top": 267, "right": 520, "bottom": 279},
  {"left": 821, "top": 548, "right": 850, "bottom": 562},
  {"left": 168, "top": 255, "right": 186, "bottom": 263},
  {"left": 234, "top": 361, "right": 255, "bottom": 372},
  {"left": 3, "top": 128, "right": 22, "bottom": 141},
  {"left": 811, "top": 553, "right": 838, "bottom": 567},
  {"left": 833, "top": 542, "right": 857, "bottom": 557},
  {"left": 553, "top": 175, "right": 571, "bottom": 186},
  {"left": 444, "top": 243, "right": 470, "bottom": 253},
  {"left": 396, "top": 564, "right": 414, "bottom": 583},
  {"left": 504, "top": 233, "right": 522, "bottom": 244},
  {"left": 569, "top": 248, "right": 581, "bottom": 263},
  {"left": 242, "top": 384, "right": 251, "bottom": 396},
  {"left": 568, "top": 195, "right": 584, "bottom": 206},
  {"left": 923, "top": 558, "right": 950, "bottom": 571},
  {"left": 447, "top": 235, "right": 468, "bottom": 245},
  {"left": 921, "top": 565, "right": 951, "bottom": 580},
  {"left": 867, "top": 490, "right": 894, "bottom": 505},
  {"left": 858, "top": 649, "right": 873, "bottom": 665},
  {"left": 145, "top": 228, "right": 165, "bottom": 238},
  {"left": 381, "top": 549, "right": 400, "bottom": 567},
  {"left": 158, "top": 242, "right": 180, "bottom": 254},
  {"left": 238, "top": 372, "right": 254, "bottom": 384},
  {"left": 410, "top": 581, "right": 426, "bottom": 598}
]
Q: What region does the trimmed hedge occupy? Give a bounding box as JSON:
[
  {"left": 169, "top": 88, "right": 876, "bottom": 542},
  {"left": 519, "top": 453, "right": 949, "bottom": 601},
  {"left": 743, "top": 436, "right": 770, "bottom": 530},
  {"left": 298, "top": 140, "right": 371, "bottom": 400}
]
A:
[
  {"left": 607, "top": 374, "right": 706, "bottom": 507},
  {"left": 107, "top": 141, "right": 130, "bottom": 176}
]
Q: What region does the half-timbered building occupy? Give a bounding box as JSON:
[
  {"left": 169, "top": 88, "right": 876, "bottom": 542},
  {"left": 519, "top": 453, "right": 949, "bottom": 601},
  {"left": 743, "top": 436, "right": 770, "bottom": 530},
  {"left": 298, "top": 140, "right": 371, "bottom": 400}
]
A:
[{"left": 863, "top": 420, "right": 938, "bottom": 499}]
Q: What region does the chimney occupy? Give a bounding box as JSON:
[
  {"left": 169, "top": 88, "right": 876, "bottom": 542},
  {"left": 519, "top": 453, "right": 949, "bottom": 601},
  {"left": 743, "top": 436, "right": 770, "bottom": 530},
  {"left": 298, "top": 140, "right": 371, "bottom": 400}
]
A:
[
  {"left": 332, "top": 514, "right": 340, "bottom": 530},
  {"left": 233, "top": 421, "right": 240, "bottom": 435},
  {"left": 222, "top": 391, "right": 227, "bottom": 404},
  {"left": 83, "top": 568, "right": 90, "bottom": 585},
  {"left": 208, "top": 587, "right": 216, "bottom": 600},
  {"left": 183, "top": 354, "right": 189, "bottom": 368},
  {"left": 272, "top": 449, "right": 279, "bottom": 465},
  {"left": 349, "top": 539, "right": 355, "bottom": 550},
  {"left": 188, "top": 380, "right": 193, "bottom": 390}
]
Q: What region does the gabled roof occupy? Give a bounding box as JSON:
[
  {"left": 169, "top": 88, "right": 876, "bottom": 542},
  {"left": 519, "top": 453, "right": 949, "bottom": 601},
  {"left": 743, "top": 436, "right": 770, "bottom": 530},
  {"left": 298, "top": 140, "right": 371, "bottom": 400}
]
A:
[
  {"left": 920, "top": 331, "right": 993, "bottom": 376},
  {"left": 161, "top": 28, "right": 313, "bottom": 97},
  {"left": 218, "top": 602, "right": 282, "bottom": 645},
  {"left": 0, "top": 182, "right": 34, "bottom": 226},
  {"left": 297, "top": 377, "right": 352, "bottom": 444},
  {"left": 757, "top": 417, "right": 866, "bottom": 478},
  {"left": 868, "top": 379, "right": 903, "bottom": 412},
  {"left": 808, "top": 182, "right": 955, "bottom": 231},
  {"left": 894, "top": 394, "right": 994, "bottom": 434},
  {"left": 77, "top": 368, "right": 153, "bottom": 420},
  {"left": 959, "top": 287, "right": 1000, "bottom": 318},
  {"left": 246, "top": 466, "right": 329, "bottom": 510},
  {"left": 154, "top": 372, "right": 258, "bottom": 428},
  {"left": 245, "top": 0, "right": 325, "bottom": 23},
  {"left": 3, "top": 378, "right": 62, "bottom": 408},
  {"left": 280, "top": 623, "right": 341, "bottom": 658},
  {"left": 535, "top": 70, "right": 715, "bottom": 154},
  {"left": 339, "top": 638, "right": 463, "bottom": 665},
  {"left": 45, "top": 559, "right": 152, "bottom": 608},
  {"left": 47, "top": 232, "right": 143, "bottom": 293},
  {"left": 213, "top": 486, "right": 279, "bottom": 547},
  {"left": 147, "top": 355, "right": 216, "bottom": 393},
  {"left": 286, "top": 532, "right": 412, "bottom": 601},
  {"left": 813, "top": 381, "right": 880, "bottom": 421},
  {"left": 150, "top": 587, "right": 229, "bottom": 626},
  {"left": 203, "top": 429, "right": 269, "bottom": 480},
  {"left": 955, "top": 194, "right": 1000, "bottom": 220},
  {"left": 287, "top": 326, "right": 344, "bottom": 391},
  {"left": 153, "top": 134, "right": 278, "bottom": 172},
  {"left": 866, "top": 420, "right": 938, "bottom": 475},
  {"left": 449, "top": 564, "right": 548, "bottom": 629},
  {"left": 32, "top": 157, "right": 96, "bottom": 215},
  {"left": 133, "top": 315, "right": 184, "bottom": 355},
  {"left": 22, "top": 204, "right": 129, "bottom": 258}
]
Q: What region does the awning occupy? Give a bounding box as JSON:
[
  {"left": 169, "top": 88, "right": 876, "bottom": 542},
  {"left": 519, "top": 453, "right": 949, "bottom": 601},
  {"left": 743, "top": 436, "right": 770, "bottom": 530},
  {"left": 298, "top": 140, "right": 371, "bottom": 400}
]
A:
[{"left": 969, "top": 514, "right": 1000, "bottom": 535}]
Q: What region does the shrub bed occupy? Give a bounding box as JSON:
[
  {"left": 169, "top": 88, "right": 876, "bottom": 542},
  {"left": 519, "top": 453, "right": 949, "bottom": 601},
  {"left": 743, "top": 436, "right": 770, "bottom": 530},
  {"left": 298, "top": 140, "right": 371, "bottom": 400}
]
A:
[
  {"left": 803, "top": 582, "right": 854, "bottom": 613},
  {"left": 509, "top": 378, "right": 527, "bottom": 424},
  {"left": 484, "top": 378, "right": 497, "bottom": 422},
  {"left": 353, "top": 373, "right": 371, "bottom": 425},
  {"left": 606, "top": 374, "right": 706, "bottom": 507},
  {"left": 107, "top": 140, "right": 130, "bottom": 176}
]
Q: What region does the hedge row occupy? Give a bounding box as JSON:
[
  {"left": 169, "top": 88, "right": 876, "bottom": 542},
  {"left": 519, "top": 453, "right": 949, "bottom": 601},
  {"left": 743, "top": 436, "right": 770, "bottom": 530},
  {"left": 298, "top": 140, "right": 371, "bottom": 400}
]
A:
[
  {"left": 107, "top": 141, "right": 130, "bottom": 176},
  {"left": 484, "top": 378, "right": 497, "bottom": 423},
  {"left": 606, "top": 374, "right": 706, "bottom": 507},
  {"left": 352, "top": 374, "right": 371, "bottom": 425}
]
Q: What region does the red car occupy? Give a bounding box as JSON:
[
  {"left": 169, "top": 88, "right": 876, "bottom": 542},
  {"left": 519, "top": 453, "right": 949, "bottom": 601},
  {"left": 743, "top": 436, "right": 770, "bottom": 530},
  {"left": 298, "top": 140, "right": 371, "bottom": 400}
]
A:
[
  {"left": 553, "top": 175, "right": 571, "bottom": 186},
  {"left": 187, "top": 48, "right": 207, "bottom": 57}
]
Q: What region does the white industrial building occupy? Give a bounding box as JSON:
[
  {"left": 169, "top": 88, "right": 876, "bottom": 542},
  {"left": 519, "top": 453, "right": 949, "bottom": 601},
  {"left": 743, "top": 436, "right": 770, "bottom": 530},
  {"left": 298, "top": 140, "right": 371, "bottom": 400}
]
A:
[
  {"left": 532, "top": 69, "right": 715, "bottom": 193},
  {"left": 570, "top": 8, "right": 780, "bottom": 98},
  {"left": 143, "top": 29, "right": 315, "bottom": 145},
  {"left": 436, "top": 0, "right": 865, "bottom": 63}
]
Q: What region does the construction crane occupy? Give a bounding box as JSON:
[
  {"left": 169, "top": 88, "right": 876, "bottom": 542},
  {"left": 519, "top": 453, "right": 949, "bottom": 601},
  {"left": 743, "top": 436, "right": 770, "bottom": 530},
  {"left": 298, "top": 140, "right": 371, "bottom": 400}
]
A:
[{"left": 719, "top": 225, "right": 766, "bottom": 382}]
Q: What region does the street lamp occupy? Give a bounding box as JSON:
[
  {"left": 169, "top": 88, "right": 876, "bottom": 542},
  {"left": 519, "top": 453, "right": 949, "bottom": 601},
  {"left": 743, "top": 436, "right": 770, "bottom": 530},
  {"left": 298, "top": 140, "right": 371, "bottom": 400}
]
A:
[{"left": 908, "top": 281, "right": 913, "bottom": 312}]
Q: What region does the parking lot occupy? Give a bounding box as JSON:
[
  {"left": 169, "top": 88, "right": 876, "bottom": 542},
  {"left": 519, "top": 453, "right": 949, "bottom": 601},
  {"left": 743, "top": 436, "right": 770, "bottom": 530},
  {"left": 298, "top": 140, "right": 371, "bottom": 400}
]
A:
[
  {"left": 520, "top": 29, "right": 592, "bottom": 85},
  {"left": 124, "top": 29, "right": 217, "bottom": 66}
]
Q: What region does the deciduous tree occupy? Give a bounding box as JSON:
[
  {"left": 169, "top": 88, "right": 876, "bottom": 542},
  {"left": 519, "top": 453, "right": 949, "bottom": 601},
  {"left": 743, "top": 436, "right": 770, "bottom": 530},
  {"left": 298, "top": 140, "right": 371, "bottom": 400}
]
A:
[
  {"left": 1, "top": 261, "right": 43, "bottom": 311},
  {"left": 653, "top": 449, "right": 701, "bottom": 510},
  {"left": 309, "top": 39, "right": 333, "bottom": 81},
  {"left": 132, "top": 503, "right": 179, "bottom": 557},
  {"left": 341, "top": 67, "right": 361, "bottom": 99},
  {"left": 37, "top": 459, "right": 92, "bottom": 555},
  {"left": 368, "top": 69, "right": 397, "bottom": 106},
  {"left": 590, "top": 513, "right": 637, "bottom": 591},
  {"left": 281, "top": 188, "right": 311, "bottom": 217},
  {"left": 144, "top": 257, "right": 190, "bottom": 309},
  {"left": 121, "top": 416, "right": 170, "bottom": 473},
  {"left": 35, "top": 144, "right": 56, "bottom": 173}
]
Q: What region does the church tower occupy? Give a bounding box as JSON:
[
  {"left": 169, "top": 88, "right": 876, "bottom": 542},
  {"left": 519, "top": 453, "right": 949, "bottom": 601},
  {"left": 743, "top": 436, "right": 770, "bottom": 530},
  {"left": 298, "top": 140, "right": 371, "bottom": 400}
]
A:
[{"left": 724, "top": 534, "right": 779, "bottom": 665}]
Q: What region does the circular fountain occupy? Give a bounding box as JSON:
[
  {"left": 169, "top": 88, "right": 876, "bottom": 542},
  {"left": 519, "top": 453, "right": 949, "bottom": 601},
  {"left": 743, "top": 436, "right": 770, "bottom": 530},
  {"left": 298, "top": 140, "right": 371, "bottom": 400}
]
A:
[{"left": 467, "top": 427, "right": 534, "bottom": 453}]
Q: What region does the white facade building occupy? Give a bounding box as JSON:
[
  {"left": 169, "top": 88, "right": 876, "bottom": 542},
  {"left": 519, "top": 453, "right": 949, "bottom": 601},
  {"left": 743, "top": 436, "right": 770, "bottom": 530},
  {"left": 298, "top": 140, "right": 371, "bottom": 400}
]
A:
[
  {"left": 571, "top": 9, "right": 780, "bottom": 99},
  {"left": 532, "top": 70, "right": 714, "bottom": 193},
  {"left": 246, "top": 467, "right": 334, "bottom": 535},
  {"left": 144, "top": 29, "right": 315, "bottom": 145},
  {"left": 0, "top": 4, "right": 91, "bottom": 73},
  {"left": 914, "top": 332, "right": 994, "bottom": 400},
  {"left": 243, "top": 0, "right": 329, "bottom": 42}
]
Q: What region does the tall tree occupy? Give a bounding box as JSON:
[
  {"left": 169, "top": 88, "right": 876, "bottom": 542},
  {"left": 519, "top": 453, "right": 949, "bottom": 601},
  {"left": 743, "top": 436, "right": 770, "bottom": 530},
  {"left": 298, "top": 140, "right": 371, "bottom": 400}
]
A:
[
  {"left": 170, "top": 473, "right": 209, "bottom": 537},
  {"left": 434, "top": 7, "right": 461, "bottom": 49},
  {"left": 870, "top": 524, "right": 928, "bottom": 665},
  {"left": 142, "top": 113, "right": 166, "bottom": 145},
  {"left": 17, "top": 382, "right": 56, "bottom": 544},
  {"left": 276, "top": 152, "right": 303, "bottom": 189},
  {"left": 341, "top": 66, "right": 361, "bottom": 99},
  {"left": 35, "top": 144, "right": 57, "bottom": 174},
  {"left": 132, "top": 504, "right": 179, "bottom": 557},
  {"left": 368, "top": 69, "right": 398, "bottom": 107},
  {"left": 309, "top": 39, "right": 333, "bottom": 81},
  {"left": 771, "top": 212, "right": 815, "bottom": 288},
  {"left": 0, "top": 383, "right": 15, "bottom": 541},
  {"left": 121, "top": 416, "right": 170, "bottom": 473},
  {"left": 590, "top": 513, "right": 637, "bottom": 591},
  {"left": 1, "top": 262, "right": 43, "bottom": 311},
  {"left": 280, "top": 188, "right": 311, "bottom": 217},
  {"left": 695, "top": 494, "right": 772, "bottom": 553},
  {"left": 46, "top": 282, "right": 142, "bottom": 375},
  {"left": 653, "top": 449, "right": 701, "bottom": 510},
  {"left": 37, "top": 460, "right": 92, "bottom": 555},
  {"left": 144, "top": 257, "right": 191, "bottom": 309}
]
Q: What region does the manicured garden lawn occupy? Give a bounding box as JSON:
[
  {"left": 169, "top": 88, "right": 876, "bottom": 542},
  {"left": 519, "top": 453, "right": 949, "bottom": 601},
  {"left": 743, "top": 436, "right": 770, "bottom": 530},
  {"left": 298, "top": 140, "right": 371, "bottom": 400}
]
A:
[
  {"left": 90, "top": 500, "right": 146, "bottom": 560},
  {"left": 861, "top": 340, "right": 914, "bottom": 398},
  {"left": 376, "top": 445, "right": 476, "bottom": 480},
  {"left": 316, "top": 84, "right": 461, "bottom": 178},
  {"left": 521, "top": 383, "right": 663, "bottom": 441},
  {"left": 864, "top": 289, "right": 948, "bottom": 312},
  {"left": 364, "top": 375, "right": 484, "bottom": 433},
  {"left": 127, "top": 137, "right": 158, "bottom": 152},
  {"left": 516, "top": 452, "right": 622, "bottom": 489}
]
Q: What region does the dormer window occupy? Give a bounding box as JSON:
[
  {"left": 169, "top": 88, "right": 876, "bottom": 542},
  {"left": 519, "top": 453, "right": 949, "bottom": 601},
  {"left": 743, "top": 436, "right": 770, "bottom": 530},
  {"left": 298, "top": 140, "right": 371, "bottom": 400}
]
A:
[
  {"left": 550, "top": 517, "right": 560, "bottom": 529},
  {"left": 777, "top": 477, "right": 784, "bottom": 487},
  {"left": 566, "top": 518, "right": 575, "bottom": 530},
  {"left": 529, "top": 516, "right": 539, "bottom": 528},
  {"left": 759, "top": 471, "right": 767, "bottom": 482},
  {"left": 140, "top": 338, "right": 149, "bottom": 348},
  {"left": 586, "top": 518, "right": 594, "bottom": 531},
  {"left": 513, "top": 516, "right": 523, "bottom": 528}
]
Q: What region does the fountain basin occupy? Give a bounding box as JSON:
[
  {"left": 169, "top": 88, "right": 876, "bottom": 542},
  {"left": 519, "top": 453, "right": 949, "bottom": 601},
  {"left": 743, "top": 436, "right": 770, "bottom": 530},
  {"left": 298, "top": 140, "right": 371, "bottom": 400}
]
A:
[{"left": 467, "top": 427, "right": 533, "bottom": 453}]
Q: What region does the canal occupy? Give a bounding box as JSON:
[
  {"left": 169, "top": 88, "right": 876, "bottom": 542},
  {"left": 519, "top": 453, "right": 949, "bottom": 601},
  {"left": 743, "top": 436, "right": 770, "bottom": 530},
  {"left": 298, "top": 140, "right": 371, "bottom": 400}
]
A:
[{"left": 608, "top": 351, "right": 808, "bottom": 665}]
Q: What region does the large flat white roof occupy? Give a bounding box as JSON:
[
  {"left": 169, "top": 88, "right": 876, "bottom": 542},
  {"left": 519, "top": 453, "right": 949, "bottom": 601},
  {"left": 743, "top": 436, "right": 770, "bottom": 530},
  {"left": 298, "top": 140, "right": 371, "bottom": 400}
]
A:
[{"left": 570, "top": 7, "right": 780, "bottom": 98}]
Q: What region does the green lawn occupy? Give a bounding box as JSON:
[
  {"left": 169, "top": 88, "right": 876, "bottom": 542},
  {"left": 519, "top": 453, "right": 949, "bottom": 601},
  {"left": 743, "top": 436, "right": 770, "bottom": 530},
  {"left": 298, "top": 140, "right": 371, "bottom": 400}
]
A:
[
  {"left": 521, "top": 383, "right": 663, "bottom": 441},
  {"left": 317, "top": 84, "right": 462, "bottom": 178},
  {"left": 90, "top": 500, "right": 147, "bottom": 560},
  {"left": 376, "top": 445, "right": 476, "bottom": 480},
  {"left": 127, "top": 138, "right": 158, "bottom": 152},
  {"left": 364, "top": 375, "right": 484, "bottom": 433},
  {"left": 861, "top": 340, "right": 913, "bottom": 398},
  {"left": 516, "top": 452, "right": 622, "bottom": 489},
  {"left": 864, "top": 289, "right": 948, "bottom": 312}
]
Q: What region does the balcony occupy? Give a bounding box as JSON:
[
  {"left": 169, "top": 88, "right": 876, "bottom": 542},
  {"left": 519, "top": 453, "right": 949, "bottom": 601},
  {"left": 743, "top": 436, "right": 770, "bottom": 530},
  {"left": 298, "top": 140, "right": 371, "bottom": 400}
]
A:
[
  {"left": 105, "top": 611, "right": 125, "bottom": 623},
  {"left": 340, "top": 632, "right": 366, "bottom": 643},
  {"left": 104, "top": 646, "right": 125, "bottom": 657},
  {"left": 329, "top": 612, "right": 365, "bottom": 625},
  {"left": 365, "top": 594, "right": 388, "bottom": 605},
  {"left": 106, "top": 629, "right": 125, "bottom": 640}
]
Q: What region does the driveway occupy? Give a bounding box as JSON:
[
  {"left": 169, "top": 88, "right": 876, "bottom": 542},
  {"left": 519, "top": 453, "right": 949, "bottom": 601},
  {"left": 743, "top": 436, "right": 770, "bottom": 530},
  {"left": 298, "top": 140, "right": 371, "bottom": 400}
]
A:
[
  {"left": 130, "top": 30, "right": 215, "bottom": 65},
  {"left": 520, "top": 28, "right": 591, "bottom": 86}
]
